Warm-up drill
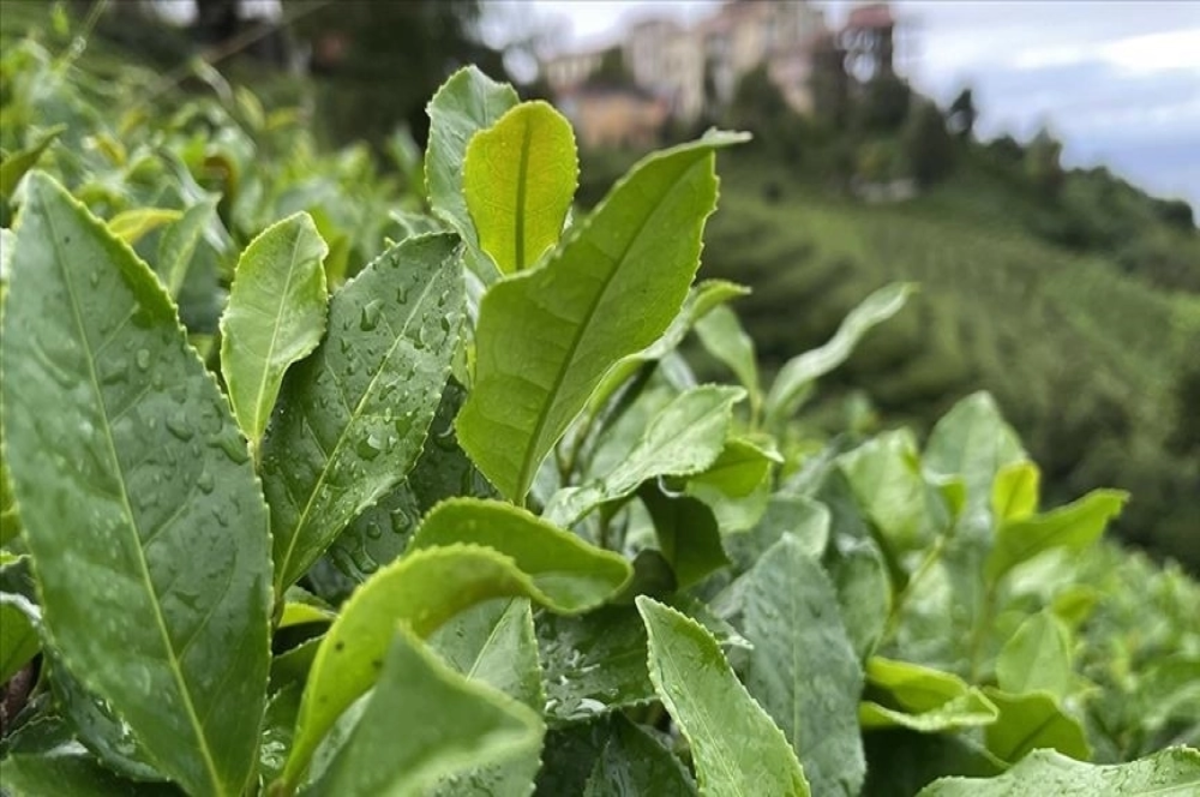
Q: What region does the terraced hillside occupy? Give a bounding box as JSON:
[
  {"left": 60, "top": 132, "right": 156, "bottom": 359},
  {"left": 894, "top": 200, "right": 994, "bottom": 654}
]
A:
[{"left": 697, "top": 157, "right": 1200, "bottom": 566}]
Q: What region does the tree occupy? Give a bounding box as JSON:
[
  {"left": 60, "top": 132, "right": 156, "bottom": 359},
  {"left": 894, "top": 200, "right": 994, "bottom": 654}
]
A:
[
  {"left": 947, "top": 87, "right": 977, "bottom": 139},
  {"left": 903, "top": 99, "right": 954, "bottom": 186},
  {"left": 1025, "top": 127, "right": 1065, "bottom": 199},
  {"left": 810, "top": 32, "right": 850, "bottom": 133},
  {"left": 281, "top": 0, "right": 507, "bottom": 148},
  {"left": 858, "top": 73, "right": 911, "bottom": 133},
  {"left": 728, "top": 64, "right": 805, "bottom": 164}
]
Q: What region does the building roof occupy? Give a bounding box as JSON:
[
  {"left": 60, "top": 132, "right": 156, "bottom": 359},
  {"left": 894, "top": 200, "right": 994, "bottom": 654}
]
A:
[{"left": 846, "top": 3, "right": 895, "bottom": 30}]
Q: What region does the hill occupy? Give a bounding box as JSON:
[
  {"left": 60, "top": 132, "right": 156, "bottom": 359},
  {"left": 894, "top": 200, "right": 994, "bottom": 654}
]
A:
[{"left": 689, "top": 152, "right": 1200, "bottom": 568}]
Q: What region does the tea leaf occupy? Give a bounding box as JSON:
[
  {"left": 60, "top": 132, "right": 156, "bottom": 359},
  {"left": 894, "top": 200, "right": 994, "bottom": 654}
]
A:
[
  {"left": 2, "top": 173, "right": 271, "bottom": 796},
  {"left": 982, "top": 688, "right": 1090, "bottom": 764},
  {"left": 408, "top": 498, "right": 632, "bottom": 608},
  {"left": 464, "top": 101, "right": 578, "bottom": 274},
  {"left": 220, "top": 212, "right": 329, "bottom": 449},
  {"left": 919, "top": 747, "right": 1200, "bottom": 796},
  {"left": 457, "top": 132, "right": 747, "bottom": 503},
  {"left": 261, "top": 232, "right": 464, "bottom": 593},
  {"left": 545, "top": 385, "right": 744, "bottom": 526},
  {"left": 742, "top": 536, "right": 866, "bottom": 797},
  {"left": 637, "top": 596, "right": 810, "bottom": 796},
  {"left": 426, "top": 66, "right": 520, "bottom": 255},
  {"left": 765, "top": 283, "right": 913, "bottom": 426},
  {"left": 428, "top": 598, "right": 544, "bottom": 796},
  {"left": 282, "top": 543, "right": 610, "bottom": 786},
  {"left": 995, "top": 610, "right": 1073, "bottom": 699},
  {"left": 860, "top": 658, "right": 998, "bottom": 732},
  {"left": 309, "top": 627, "right": 541, "bottom": 797},
  {"left": 985, "top": 489, "right": 1128, "bottom": 585},
  {"left": 583, "top": 716, "right": 697, "bottom": 796}
]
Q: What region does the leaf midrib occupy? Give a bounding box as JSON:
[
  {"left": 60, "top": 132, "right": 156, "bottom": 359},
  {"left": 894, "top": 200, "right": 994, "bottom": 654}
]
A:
[
  {"left": 275, "top": 258, "right": 443, "bottom": 591},
  {"left": 514, "top": 115, "right": 533, "bottom": 271},
  {"left": 47, "top": 206, "right": 226, "bottom": 795},
  {"left": 511, "top": 155, "right": 709, "bottom": 500}
]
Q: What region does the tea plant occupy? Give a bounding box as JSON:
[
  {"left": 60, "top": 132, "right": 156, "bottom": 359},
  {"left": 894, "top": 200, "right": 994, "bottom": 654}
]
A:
[{"left": 1, "top": 46, "right": 1197, "bottom": 797}]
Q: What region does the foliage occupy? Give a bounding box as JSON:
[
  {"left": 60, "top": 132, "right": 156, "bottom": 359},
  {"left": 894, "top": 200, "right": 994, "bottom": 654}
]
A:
[
  {"left": 903, "top": 101, "right": 954, "bottom": 187},
  {"left": 1, "top": 17, "right": 1198, "bottom": 797}
]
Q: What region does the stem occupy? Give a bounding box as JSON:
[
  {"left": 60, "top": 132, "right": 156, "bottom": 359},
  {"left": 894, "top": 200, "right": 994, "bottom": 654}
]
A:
[
  {"left": 968, "top": 582, "right": 997, "bottom": 683},
  {"left": 879, "top": 534, "right": 947, "bottom": 648}
]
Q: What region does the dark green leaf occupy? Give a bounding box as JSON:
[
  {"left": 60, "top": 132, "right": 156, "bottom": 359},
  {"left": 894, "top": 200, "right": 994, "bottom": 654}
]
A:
[
  {"left": 742, "top": 536, "right": 865, "bottom": 797},
  {"left": 457, "top": 132, "right": 747, "bottom": 503},
  {"left": 2, "top": 173, "right": 271, "bottom": 797},
  {"left": 538, "top": 607, "right": 656, "bottom": 727},
  {"left": 640, "top": 487, "right": 729, "bottom": 589},
  {"left": 261, "top": 232, "right": 465, "bottom": 593},
  {"left": 0, "top": 748, "right": 182, "bottom": 797},
  {"left": 583, "top": 716, "right": 697, "bottom": 796}
]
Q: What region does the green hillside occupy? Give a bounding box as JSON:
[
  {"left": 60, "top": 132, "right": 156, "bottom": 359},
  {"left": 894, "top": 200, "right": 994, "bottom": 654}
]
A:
[{"left": 691, "top": 153, "right": 1199, "bottom": 566}]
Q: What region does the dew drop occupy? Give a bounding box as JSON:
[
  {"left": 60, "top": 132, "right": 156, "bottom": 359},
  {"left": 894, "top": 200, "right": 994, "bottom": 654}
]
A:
[
  {"left": 215, "top": 433, "right": 251, "bottom": 465},
  {"left": 166, "top": 412, "right": 193, "bottom": 442},
  {"left": 135, "top": 349, "right": 151, "bottom": 370},
  {"left": 357, "top": 432, "right": 384, "bottom": 461},
  {"left": 360, "top": 299, "right": 383, "bottom": 331},
  {"left": 197, "top": 470, "right": 215, "bottom": 494}
]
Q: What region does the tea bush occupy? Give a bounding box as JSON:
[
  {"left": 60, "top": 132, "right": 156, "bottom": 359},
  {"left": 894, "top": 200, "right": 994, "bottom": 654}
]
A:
[{"left": 0, "top": 29, "right": 1197, "bottom": 797}]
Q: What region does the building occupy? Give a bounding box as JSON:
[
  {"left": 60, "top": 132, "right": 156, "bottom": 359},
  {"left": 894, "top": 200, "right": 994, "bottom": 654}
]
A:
[
  {"left": 542, "top": 0, "right": 842, "bottom": 146},
  {"left": 557, "top": 85, "right": 670, "bottom": 150}
]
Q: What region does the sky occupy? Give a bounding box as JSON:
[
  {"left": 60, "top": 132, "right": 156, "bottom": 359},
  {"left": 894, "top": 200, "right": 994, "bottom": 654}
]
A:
[{"left": 481, "top": 1, "right": 1200, "bottom": 205}]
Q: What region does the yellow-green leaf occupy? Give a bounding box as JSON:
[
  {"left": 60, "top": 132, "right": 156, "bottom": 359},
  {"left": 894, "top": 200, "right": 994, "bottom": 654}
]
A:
[{"left": 464, "top": 101, "right": 578, "bottom": 274}]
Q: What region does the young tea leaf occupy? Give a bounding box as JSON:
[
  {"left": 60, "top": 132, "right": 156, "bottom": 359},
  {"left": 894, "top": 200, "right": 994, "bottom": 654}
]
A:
[
  {"left": 464, "top": 101, "right": 578, "bottom": 274},
  {"left": 260, "top": 232, "right": 464, "bottom": 593},
  {"left": 220, "top": 212, "right": 329, "bottom": 450},
  {"left": 860, "top": 658, "right": 999, "bottom": 732},
  {"left": 694, "top": 304, "right": 760, "bottom": 411},
  {"left": 2, "top": 172, "right": 271, "bottom": 797},
  {"left": 427, "top": 598, "right": 544, "bottom": 796},
  {"left": 985, "top": 489, "right": 1128, "bottom": 585},
  {"left": 764, "top": 283, "right": 914, "bottom": 426},
  {"left": 456, "top": 132, "right": 748, "bottom": 503},
  {"left": 637, "top": 596, "right": 810, "bottom": 796},
  {"left": 408, "top": 498, "right": 632, "bottom": 607}
]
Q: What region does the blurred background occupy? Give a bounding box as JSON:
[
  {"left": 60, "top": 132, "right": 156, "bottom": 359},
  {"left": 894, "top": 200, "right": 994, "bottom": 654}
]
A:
[{"left": 1, "top": 0, "right": 1197, "bottom": 570}]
